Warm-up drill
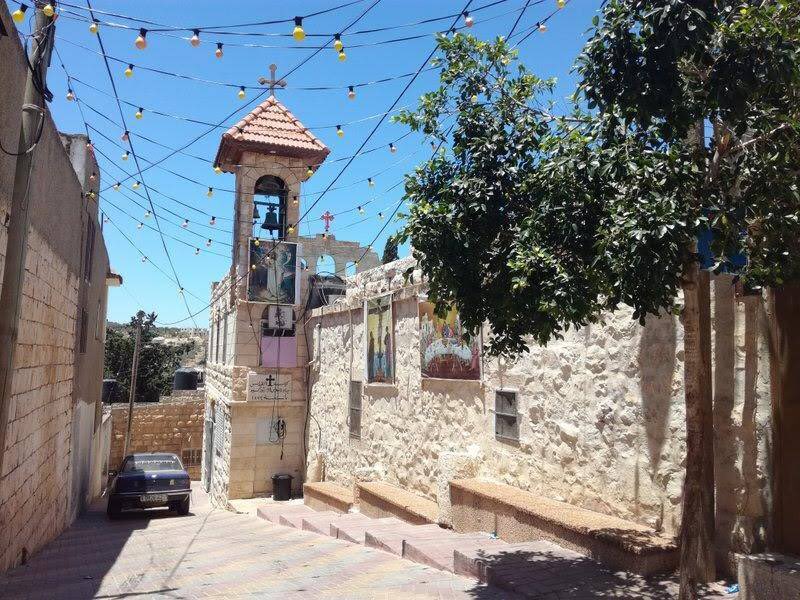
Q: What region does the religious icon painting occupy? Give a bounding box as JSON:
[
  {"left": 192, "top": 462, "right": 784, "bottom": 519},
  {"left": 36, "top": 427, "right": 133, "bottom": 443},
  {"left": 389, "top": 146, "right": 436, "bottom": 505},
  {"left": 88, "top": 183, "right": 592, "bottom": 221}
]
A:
[
  {"left": 364, "top": 294, "right": 394, "bottom": 384},
  {"left": 248, "top": 239, "right": 300, "bottom": 304},
  {"left": 418, "top": 301, "right": 481, "bottom": 380}
]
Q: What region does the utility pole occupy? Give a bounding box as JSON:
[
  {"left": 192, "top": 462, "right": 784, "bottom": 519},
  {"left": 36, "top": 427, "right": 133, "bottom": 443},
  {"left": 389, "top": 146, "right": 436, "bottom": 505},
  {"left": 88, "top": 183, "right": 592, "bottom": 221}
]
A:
[
  {"left": 0, "top": 4, "right": 55, "bottom": 478},
  {"left": 122, "top": 312, "right": 144, "bottom": 458}
]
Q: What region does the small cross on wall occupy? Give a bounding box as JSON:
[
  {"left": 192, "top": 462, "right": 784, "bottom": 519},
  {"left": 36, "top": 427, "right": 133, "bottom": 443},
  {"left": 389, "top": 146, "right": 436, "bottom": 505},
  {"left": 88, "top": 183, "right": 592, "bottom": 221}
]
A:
[{"left": 258, "top": 64, "right": 287, "bottom": 96}]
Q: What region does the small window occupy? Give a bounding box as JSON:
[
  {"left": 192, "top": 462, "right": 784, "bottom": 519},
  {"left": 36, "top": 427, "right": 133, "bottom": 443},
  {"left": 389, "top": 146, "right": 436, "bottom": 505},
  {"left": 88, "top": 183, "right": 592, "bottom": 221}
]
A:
[
  {"left": 79, "top": 308, "right": 88, "bottom": 354},
  {"left": 348, "top": 381, "right": 362, "bottom": 439},
  {"left": 83, "top": 219, "right": 96, "bottom": 282},
  {"left": 181, "top": 448, "right": 202, "bottom": 467},
  {"left": 495, "top": 390, "right": 518, "bottom": 442}
]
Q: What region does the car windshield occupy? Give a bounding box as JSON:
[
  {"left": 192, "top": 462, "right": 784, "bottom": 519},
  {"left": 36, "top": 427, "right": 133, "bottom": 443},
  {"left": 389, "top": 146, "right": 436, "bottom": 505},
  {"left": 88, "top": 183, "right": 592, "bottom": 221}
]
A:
[{"left": 122, "top": 456, "right": 182, "bottom": 473}]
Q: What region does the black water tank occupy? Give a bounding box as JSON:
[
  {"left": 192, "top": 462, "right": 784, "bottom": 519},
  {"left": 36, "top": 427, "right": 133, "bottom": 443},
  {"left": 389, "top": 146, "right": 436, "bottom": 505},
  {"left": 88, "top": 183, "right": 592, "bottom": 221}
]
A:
[
  {"left": 272, "top": 473, "right": 293, "bottom": 501},
  {"left": 102, "top": 379, "right": 119, "bottom": 403},
  {"left": 173, "top": 368, "right": 198, "bottom": 391}
]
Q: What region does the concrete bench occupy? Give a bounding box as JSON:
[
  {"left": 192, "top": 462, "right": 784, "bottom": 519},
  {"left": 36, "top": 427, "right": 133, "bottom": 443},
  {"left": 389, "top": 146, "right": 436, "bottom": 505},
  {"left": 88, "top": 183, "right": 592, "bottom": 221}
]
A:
[
  {"left": 356, "top": 481, "right": 438, "bottom": 526},
  {"left": 450, "top": 478, "right": 678, "bottom": 575},
  {"left": 303, "top": 481, "right": 355, "bottom": 514}
]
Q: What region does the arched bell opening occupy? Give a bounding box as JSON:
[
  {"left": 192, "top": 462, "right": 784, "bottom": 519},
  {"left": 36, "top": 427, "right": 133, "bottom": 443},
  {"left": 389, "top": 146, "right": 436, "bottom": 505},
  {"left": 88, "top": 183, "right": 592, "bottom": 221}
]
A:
[{"left": 253, "top": 175, "right": 288, "bottom": 240}]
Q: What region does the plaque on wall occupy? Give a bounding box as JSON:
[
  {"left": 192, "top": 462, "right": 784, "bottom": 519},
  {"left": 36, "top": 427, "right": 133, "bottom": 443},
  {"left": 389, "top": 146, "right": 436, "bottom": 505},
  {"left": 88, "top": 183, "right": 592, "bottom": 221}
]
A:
[{"left": 246, "top": 372, "right": 292, "bottom": 403}]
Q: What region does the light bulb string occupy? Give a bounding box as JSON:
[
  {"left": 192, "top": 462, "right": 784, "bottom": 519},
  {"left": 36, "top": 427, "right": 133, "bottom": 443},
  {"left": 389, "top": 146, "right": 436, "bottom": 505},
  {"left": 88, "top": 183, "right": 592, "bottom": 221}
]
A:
[
  {"left": 57, "top": 35, "right": 443, "bottom": 91},
  {"left": 55, "top": 0, "right": 517, "bottom": 39},
  {"left": 85, "top": 0, "right": 199, "bottom": 329},
  {"left": 57, "top": 0, "right": 371, "bottom": 32},
  {"left": 103, "top": 214, "right": 212, "bottom": 302},
  {"left": 67, "top": 74, "right": 411, "bottom": 130}
]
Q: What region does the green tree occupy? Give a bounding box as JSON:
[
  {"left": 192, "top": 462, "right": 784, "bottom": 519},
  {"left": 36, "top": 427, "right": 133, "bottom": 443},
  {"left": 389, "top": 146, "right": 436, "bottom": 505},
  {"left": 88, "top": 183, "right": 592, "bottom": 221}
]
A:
[
  {"left": 104, "top": 311, "right": 196, "bottom": 403},
  {"left": 396, "top": 5, "right": 800, "bottom": 596},
  {"left": 382, "top": 237, "right": 400, "bottom": 263}
]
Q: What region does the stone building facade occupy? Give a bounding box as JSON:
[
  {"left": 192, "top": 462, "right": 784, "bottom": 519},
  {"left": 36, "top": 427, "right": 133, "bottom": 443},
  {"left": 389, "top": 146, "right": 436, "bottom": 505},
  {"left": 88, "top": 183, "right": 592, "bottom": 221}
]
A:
[
  {"left": 202, "top": 95, "right": 378, "bottom": 504},
  {"left": 109, "top": 398, "right": 204, "bottom": 479},
  {"left": 305, "top": 256, "right": 777, "bottom": 573},
  {"left": 0, "top": 3, "right": 118, "bottom": 573}
]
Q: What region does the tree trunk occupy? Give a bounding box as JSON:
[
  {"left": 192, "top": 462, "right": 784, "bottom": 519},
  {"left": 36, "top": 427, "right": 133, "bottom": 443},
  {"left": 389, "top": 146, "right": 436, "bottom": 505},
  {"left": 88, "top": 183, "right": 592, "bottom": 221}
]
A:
[{"left": 678, "top": 261, "right": 716, "bottom": 600}]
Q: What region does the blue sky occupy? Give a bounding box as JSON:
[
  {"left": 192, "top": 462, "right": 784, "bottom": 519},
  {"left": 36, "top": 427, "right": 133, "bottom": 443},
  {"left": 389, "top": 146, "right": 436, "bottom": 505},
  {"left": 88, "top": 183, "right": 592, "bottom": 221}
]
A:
[{"left": 10, "top": 0, "right": 603, "bottom": 327}]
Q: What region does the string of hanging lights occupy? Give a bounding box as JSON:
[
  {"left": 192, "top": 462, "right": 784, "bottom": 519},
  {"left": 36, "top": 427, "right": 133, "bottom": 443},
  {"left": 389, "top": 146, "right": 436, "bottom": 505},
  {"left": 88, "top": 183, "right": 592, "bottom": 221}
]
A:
[
  {"left": 57, "top": 36, "right": 443, "bottom": 94},
  {"left": 51, "top": 0, "right": 519, "bottom": 40},
  {"left": 84, "top": 0, "right": 199, "bottom": 326}
]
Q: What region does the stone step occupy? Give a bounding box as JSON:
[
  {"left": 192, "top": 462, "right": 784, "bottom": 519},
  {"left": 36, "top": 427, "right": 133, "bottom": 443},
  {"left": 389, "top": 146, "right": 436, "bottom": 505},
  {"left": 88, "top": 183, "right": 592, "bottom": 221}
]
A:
[
  {"left": 256, "top": 502, "right": 315, "bottom": 524},
  {"left": 357, "top": 481, "right": 438, "bottom": 525},
  {"left": 303, "top": 481, "right": 355, "bottom": 514},
  {"left": 451, "top": 478, "right": 678, "bottom": 575},
  {"left": 454, "top": 540, "right": 612, "bottom": 595},
  {"left": 301, "top": 512, "right": 373, "bottom": 536},
  {"left": 331, "top": 517, "right": 404, "bottom": 543},
  {"left": 364, "top": 524, "right": 448, "bottom": 555},
  {"left": 280, "top": 510, "right": 339, "bottom": 529},
  {"left": 402, "top": 533, "right": 507, "bottom": 573}
]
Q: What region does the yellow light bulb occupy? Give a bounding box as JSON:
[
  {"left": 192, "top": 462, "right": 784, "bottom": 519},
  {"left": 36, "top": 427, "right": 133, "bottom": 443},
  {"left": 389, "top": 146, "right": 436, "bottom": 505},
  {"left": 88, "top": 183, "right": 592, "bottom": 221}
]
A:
[
  {"left": 288, "top": 225, "right": 295, "bottom": 234},
  {"left": 347, "top": 86, "right": 356, "bottom": 100},
  {"left": 292, "top": 196, "right": 298, "bottom": 206},
  {"left": 293, "top": 16, "right": 305, "bottom": 41},
  {"left": 89, "top": 21, "right": 99, "bottom": 34},
  {"left": 42, "top": 4, "right": 54, "bottom": 17},
  {"left": 122, "top": 151, "right": 129, "bottom": 161},
  {"left": 336, "top": 126, "right": 344, "bottom": 138},
  {"left": 135, "top": 108, "right": 143, "bottom": 119},
  {"left": 12, "top": 5, "right": 26, "bottom": 23},
  {"left": 215, "top": 43, "right": 223, "bottom": 58},
  {"left": 471, "top": 94, "right": 478, "bottom": 104},
  {"left": 66, "top": 90, "right": 75, "bottom": 102},
  {"left": 538, "top": 22, "right": 548, "bottom": 32},
  {"left": 333, "top": 36, "right": 343, "bottom": 52},
  {"left": 237, "top": 86, "right": 246, "bottom": 99},
  {"left": 254, "top": 239, "right": 260, "bottom": 247},
  {"left": 132, "top": 181, "right": 140, "bottom": 189},
  {"left": 368, "top": 178, "right": 374, "bottom": 187},
  {"left": 135, "top": 29, "right": 147, "bottom": 50},
  {"left": 190, "top": 30, "right": 200, "bottom": 47},
  {"left": 124, "top": 64, "right": 133, "bottom": 78},
  {"left": 113, "top": 183, "right": 120, "bottom": 190},
  {"left": 214, "top": 165, "right": 222, "bottom": 174},
  {"left": 557, "top": 0, "right": 565, "bottom": 7},
  {"left": 306, "top": 167, "right": 313, "bottom": 177},
  {"left": 338, "top": 50, "right": 346, "bottom": 62},
  {"left": 207, "top": 187, "right": 214, "bottom": 198}
]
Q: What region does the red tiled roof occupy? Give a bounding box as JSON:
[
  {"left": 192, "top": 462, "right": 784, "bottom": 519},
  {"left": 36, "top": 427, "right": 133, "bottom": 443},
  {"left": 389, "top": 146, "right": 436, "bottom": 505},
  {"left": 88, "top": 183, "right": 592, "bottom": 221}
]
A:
[{"left": 214, "top": 96, "right": 330, "bottom": 172}]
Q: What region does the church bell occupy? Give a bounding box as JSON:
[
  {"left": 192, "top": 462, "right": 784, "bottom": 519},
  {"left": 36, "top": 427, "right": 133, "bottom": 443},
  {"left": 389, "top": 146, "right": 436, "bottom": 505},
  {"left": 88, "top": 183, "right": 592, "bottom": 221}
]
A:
[{"left": 260, "top": 204, "right": 280, "bottom": 234}]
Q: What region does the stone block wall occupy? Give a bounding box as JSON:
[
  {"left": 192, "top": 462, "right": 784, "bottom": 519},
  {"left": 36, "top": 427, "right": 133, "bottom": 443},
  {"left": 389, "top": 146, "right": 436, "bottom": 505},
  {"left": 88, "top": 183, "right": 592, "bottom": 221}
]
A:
[
  {"left": 109, "top": 399, "right": 204, "bottom": 479},
  {"left": 0, "top": 229, "right": 79, "bottom": 573},
  {"left": 305, "top": 258, "right": 773, "bottom": 570}
]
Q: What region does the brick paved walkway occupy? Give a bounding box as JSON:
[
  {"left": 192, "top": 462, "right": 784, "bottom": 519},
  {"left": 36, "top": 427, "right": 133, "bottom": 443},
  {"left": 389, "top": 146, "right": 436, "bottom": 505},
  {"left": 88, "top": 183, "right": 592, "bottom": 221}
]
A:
[{"left": 0, "top": 484, "right": 517, "bottom": 599}]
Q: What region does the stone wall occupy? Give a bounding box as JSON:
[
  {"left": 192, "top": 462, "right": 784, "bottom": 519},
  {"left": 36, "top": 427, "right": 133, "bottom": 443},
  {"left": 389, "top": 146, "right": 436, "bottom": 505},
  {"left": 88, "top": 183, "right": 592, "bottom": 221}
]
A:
[
  {"left": 109, "top": 399, "right": 204, "bottom": 479},
  {"left": 0, "top": 3, "right": 112, "bottom": 573},
  {"left": 305, "top": 257, "right": 773, "bottom": 570}
]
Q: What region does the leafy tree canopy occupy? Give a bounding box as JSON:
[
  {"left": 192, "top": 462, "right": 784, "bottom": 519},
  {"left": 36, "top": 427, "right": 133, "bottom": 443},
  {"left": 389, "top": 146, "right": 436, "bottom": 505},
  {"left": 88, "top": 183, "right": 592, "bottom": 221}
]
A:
[
  {"left": 382, "top": 237, "right": 400, "bottom": 263},
  {"left": 104, "top": 311, "right": 196, "bottom": 402},
  {"left": 395, "top": 2, "right": 800, "bottom": 356}
]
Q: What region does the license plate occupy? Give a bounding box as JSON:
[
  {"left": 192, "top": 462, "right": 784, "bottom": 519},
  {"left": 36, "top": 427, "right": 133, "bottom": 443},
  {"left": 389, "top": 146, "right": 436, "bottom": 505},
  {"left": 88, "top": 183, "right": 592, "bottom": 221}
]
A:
[{"left": 140, "top": 494, "right": 167, "bottom": 504}]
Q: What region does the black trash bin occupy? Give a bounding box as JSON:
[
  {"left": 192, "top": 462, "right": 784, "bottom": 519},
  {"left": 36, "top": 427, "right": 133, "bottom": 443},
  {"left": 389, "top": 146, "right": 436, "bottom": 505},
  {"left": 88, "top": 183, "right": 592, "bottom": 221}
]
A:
[{"left": 272, "top": 473, "right": 293, "bottom": 501}]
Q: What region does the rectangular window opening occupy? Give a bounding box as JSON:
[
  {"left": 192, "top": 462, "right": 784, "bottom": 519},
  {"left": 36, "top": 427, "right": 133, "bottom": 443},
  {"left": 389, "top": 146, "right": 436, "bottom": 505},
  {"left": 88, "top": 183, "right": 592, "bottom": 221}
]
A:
[{"left": 494, "top": 389, "right": 519, "bottom": 442}]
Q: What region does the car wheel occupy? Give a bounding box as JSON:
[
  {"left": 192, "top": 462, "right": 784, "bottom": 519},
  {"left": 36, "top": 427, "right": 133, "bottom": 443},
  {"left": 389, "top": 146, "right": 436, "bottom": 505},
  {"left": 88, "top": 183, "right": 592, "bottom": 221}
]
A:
[
  {"left": 177, "top": 495, "right": 190, "bottom": 516},
  {"left": 106, "top": 499, "right": 121, "bottom": 519}
]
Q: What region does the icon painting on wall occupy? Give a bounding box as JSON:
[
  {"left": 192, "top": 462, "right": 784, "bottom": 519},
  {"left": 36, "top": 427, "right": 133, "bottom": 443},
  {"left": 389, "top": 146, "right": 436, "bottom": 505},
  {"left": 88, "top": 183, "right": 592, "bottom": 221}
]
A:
[
  {"left": 248, "top": 239, "right": 300, "bottom": 304},
  {"left": 364, "top": 294, "right": 394, "bottom": 384},
  {"left": 419, "top": 301, "right": 481, "bottom": 380}
]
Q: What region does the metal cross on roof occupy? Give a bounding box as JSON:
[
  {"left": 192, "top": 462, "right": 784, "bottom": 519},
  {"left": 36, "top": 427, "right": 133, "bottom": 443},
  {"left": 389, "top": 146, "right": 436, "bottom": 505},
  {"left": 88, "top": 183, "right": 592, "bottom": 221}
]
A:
[
  {"left": 321, "top": 211, "right": 334, "bottom": 232},
  {"left": 258, "top": 63, "right": 287, "bottom": 96}
]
